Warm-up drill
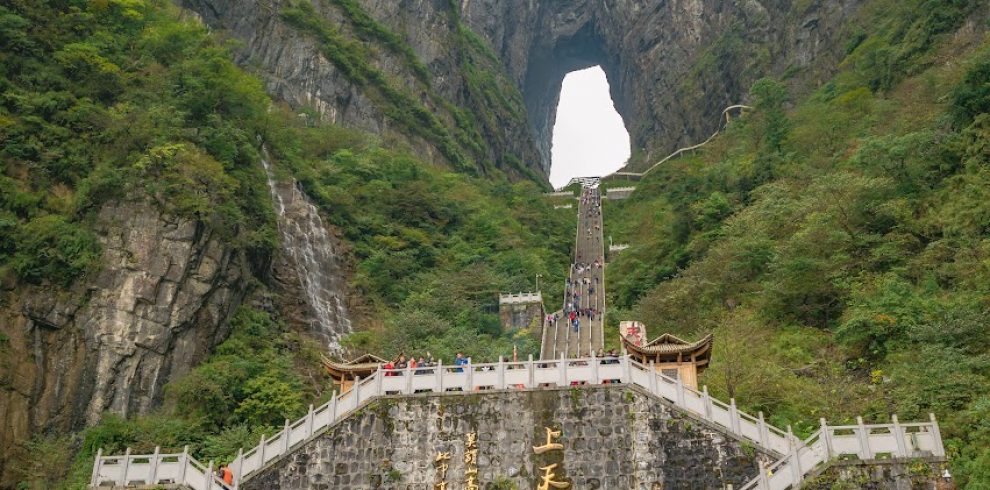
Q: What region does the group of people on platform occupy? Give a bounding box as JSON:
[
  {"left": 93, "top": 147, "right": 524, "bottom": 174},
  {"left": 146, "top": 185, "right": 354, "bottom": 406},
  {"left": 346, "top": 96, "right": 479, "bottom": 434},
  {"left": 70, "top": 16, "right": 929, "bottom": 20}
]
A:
[{"left": 382, "top": 352, "right": 470, "bottom": 375}]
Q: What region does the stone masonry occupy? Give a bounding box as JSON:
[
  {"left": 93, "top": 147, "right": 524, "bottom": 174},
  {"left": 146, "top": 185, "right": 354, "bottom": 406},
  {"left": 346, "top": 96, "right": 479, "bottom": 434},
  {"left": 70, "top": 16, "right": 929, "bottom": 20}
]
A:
[{"left": 242, "top": 385, "right": 772, "bottom": 490}]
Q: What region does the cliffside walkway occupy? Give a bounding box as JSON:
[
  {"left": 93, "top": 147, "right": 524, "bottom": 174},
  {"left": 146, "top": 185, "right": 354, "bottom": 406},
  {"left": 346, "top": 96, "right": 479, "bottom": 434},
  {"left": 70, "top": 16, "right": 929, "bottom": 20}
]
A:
[
  {"left": 541, "top": 185, "right": 605, "bottom": 359},
  {"left": 90, "top": 354, "right": 943, "bottom": 490}
]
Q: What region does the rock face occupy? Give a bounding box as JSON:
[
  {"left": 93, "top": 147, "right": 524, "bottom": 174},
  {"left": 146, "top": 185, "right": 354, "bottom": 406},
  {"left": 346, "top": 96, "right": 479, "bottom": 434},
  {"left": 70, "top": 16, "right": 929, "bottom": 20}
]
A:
[
  {"left": 181, "top": 0, "right": 861, "bottom": 177},
  {"left": 0, "top": 200, "right": 250, "bottom": 486},
  {"left": 242, "top": 385, "right": 772, "bottom": 490}
]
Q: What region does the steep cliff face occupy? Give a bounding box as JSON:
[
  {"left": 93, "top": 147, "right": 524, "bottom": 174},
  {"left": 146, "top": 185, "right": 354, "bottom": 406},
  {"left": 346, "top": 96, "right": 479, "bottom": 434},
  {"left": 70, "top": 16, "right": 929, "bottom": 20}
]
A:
[
  {"left": 182, "top": 0, "right": 861, "bottom": 177},
  {"left": 0, "top": 200, "right": 250, "bottom": 483}
]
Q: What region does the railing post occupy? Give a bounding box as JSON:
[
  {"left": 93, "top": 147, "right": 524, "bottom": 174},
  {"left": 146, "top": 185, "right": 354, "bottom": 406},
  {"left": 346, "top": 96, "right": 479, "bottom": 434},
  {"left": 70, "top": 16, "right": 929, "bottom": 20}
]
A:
[
  {"left": 527, "top": 354, "right": 535, "bottom": 388},
  {"left": 702, "top": 386, "right": 713, "bottom": 420},
  {"left": 559, "top": 353, "right": 567, "bottom": 386},
  {"left": 648, "top": 361, "right": 658, "bottom": 394},
  {"left": 620, "top": 354, "right": 631, "bottom": 383},
  {"left": 465, "top": 361, "right": 474, "bottom": 391},
  {"left": 819, "top": 419, "right": 832, "bottom": 457},
  {"left": 929, "top": 413, "right": 945, "bottom": 457},
  {"left": 234, "top": 448, "right": 243, "bottom": 490},
  {"left": 788, "top": 425, "right": 802, "bottom": 484},
  {"left": 306, "top": 404, "right": 315, "bottom": 438},
  {"left": 590, "top": 352, "right": 599, "bottom": 385},
  {"left": 330, "top": 391, "right": 338, "bottom": 421},
  {"left": 729, "top": 399, "right": 741, "bottom": 435},
  {"left": 90, "top": 448, "right": 103, "bottom": 486},
  {"left": 353, "top": 375, "right": 362, "bottom": 409},
  {"left": 856, "top": 416, "right": 873, "bottom": 460},
  {"left": 757, "top": 412, "right": 769, "bottom": 448},
  {"left": 149, "top": 446, "right": 161, "bottom": 484},
  {"left": 891, "top": 414, "right": 907, "bottom": 457},
  {"left": 282, "top": 418, "right": 291, "bottom": 452},
  {"left": 436, "top": 360, "right": 444, "bottom": 392},
  {"left": 119, "top": 447, "right": 131, "bottom": 485},
  {"left": 675, "top": 377, "right": 686, "bottom": 407},
  {"left": 497, "top": 357, "right": 506, "bottom": 390},
  {"left": 375, "top": 366, "right": 383, "bottom": 394},
  {"left": 179, "top": 446, "right": 189, "bottom": 483},
  {"left": 206, "top": 460, "right": 215, "bottom": 490},
  {"left": 257, "top": 434, "right": 266, "bottom": 466},
  {"left": 405, "top": 364, "right": 414, "bottom": 394}
]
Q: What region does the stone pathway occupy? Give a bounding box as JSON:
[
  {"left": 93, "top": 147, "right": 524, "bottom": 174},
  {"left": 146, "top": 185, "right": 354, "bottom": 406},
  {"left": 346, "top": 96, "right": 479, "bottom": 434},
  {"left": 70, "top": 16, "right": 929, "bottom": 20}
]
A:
[{"left": 542, "top": 185, "right": 605, "bottom": 358}]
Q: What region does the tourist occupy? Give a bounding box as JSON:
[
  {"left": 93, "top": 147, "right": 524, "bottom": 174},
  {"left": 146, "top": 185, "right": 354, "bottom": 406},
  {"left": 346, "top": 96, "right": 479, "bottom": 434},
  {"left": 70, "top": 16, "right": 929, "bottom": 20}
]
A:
[
  {"left": 454, "top": 352, "right": 468, "bottom": 372},
  {"left": 396, "top": 354, "right": 408, "bottom": 375},
  {"left": 384, "top": 358, "right": 395, "bottom": 377},
  {"left": 221, "top": 464, "right": 233, "bottom": 485}
]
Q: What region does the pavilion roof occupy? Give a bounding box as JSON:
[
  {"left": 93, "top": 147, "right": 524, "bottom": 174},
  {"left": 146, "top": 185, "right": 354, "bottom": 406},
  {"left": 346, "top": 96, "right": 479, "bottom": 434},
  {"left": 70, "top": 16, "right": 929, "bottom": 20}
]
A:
[
  {"left": 321, "top": 353, "right": 386, "bottom": 377},
  {"left": 622, "top": 332, "right": 714, "bottom": 358}
]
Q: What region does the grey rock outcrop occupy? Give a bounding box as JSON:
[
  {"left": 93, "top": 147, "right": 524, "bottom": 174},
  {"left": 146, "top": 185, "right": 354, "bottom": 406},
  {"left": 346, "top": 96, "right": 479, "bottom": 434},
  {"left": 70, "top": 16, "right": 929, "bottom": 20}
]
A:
[
  {"left": 0, "top": 200, "right": 251, "bottom": 486},
  {"left": 182, "top": 0, "right": 862, "bottom": 177}
]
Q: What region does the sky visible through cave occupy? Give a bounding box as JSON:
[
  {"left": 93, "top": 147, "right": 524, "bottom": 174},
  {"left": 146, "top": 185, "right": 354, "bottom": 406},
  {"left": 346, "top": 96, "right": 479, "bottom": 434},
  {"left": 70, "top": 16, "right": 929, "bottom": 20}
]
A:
[{"left": 549, "top": 66, "right": 631, "bottom": 188}]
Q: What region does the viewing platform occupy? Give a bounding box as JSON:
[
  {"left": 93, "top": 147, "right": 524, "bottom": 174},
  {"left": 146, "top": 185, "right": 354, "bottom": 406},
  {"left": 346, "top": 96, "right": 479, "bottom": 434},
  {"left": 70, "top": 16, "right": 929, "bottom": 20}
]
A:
[
  {"left": 90, "top": 354, "right": 945, "bottom": 490},
  {"left": 497, "top": 291, "right": 543, "bottom": 305}
]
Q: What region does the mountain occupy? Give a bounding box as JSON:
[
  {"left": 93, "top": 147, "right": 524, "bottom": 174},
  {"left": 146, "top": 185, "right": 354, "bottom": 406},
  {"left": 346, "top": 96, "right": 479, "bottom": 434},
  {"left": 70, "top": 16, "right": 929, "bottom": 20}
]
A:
[{"left": 0, "top": 0, "right": 988, "bottom": 488}]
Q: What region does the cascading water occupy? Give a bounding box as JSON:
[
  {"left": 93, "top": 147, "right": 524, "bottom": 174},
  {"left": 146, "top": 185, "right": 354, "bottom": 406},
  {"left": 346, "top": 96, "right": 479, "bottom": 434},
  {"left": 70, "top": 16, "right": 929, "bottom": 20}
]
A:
[{"left": 261, "top": 151, "right": 351, "bottom": 351}]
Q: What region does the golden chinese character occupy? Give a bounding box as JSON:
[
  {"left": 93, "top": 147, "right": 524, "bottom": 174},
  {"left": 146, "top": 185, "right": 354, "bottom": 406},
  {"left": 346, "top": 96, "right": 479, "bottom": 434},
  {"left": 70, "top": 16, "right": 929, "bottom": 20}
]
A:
[
  {"left": 434, "top": 451, "right": 451, "bottom": 463},
  {"left": 466, "top": 431, "right": 478, "bottom": 448},
  {"left": 433, "top": 483, "right": 448, "bottom": 490},
  {"left": 537, "top": 463, "right": 570, "bottom": 490},
  {"left": 464, "top": 448, "right": 478, "bottom": 465},
  {"left": 465, "top": 474, "right": 480, "bottom": 490},
  {"left": 532, "top": 427, "right": 564, "bottom": 454}
]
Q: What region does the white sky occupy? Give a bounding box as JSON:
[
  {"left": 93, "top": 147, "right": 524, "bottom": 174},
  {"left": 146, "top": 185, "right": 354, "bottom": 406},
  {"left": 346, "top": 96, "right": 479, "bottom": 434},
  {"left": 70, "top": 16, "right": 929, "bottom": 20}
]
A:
[{"left": 549, "top": 66, "right": 631, "bottom": 188}]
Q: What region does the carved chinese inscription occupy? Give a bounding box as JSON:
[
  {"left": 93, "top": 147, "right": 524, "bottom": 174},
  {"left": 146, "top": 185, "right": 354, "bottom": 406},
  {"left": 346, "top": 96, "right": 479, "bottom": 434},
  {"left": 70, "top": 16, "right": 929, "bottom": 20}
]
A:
[
  {"left": 433, "top": 451, "right": 451, "bottom": 490},
  {"left": 464, "top": 431, "right": 480, "bottom": 490},
  {"left": 532, "top": 427, "right": 570, "bottom": 490}
]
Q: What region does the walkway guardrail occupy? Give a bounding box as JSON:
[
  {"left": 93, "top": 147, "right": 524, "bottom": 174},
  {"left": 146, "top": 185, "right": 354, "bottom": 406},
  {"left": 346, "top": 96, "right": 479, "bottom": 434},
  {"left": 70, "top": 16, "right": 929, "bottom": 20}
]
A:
[
  {"left": 90, "top": 446, "right": 230, "bottom": 489},
  {"left": 498, "top": 291, "right": 543, "bottom": 305},
  {"left": 91, "top": 354, "right": 942, "bottom": 489},
  {"left": 740, "top": 414, "right": 944, "bottom": 490}
]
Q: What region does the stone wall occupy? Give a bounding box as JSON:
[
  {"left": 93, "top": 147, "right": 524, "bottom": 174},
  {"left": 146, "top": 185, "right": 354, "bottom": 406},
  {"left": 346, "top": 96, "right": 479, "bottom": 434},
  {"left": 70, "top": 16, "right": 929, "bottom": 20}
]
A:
[
  {"left": 498, "top": 301, "right": 543, "bottom": 333},
  {"left": 802, "top": 458, "right": 953, "bottom": 490},
  {"left": 242, "top": 385, "right": 772, "bottom": 490}
]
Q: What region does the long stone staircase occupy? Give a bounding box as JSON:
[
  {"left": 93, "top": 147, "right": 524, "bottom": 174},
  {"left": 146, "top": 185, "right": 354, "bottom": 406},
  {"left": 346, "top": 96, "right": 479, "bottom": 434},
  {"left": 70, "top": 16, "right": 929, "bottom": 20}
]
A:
[{"left": 89, "top": 354, "right": 943, "bottom": 489}]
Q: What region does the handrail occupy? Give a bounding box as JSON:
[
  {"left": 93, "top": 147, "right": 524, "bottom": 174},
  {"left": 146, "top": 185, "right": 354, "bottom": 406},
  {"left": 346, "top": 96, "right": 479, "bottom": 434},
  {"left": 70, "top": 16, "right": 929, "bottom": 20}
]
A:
[
  {"left": 92, "top": 355, "right": 941, "bottom": 489},
  {"left": 738, "top": 413, "right": 945, "bottom": 490}
]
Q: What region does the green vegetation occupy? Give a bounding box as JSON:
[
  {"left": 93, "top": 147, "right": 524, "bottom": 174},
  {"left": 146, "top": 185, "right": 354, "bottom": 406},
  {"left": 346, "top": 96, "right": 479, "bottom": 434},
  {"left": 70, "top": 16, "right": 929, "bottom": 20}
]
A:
[
  {"left": 606, "top": 1, "right": 990, "bottom": 485},
  {"left": 0, "top": 0, "right": 277, "bottom": 288}
]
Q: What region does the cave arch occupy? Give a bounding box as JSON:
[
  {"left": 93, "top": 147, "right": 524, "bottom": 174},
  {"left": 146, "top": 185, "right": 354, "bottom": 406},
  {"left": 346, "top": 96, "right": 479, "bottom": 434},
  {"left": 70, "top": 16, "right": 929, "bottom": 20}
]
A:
[
  {"left": 523, "top": 20, "right": 630, "bottom": 178},
  {"left": 549, "top": 66, "right": 631, "bottom": 188}
]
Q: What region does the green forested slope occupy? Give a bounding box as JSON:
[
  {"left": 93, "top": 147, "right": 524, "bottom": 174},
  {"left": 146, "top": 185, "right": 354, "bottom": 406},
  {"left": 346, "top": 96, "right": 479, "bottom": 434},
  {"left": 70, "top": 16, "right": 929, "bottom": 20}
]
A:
[
  {"left": 0, "top": 1, "right": 567, "bottom": 487},
  {"left": 606, "top": 1, "right": 990, "bottom": 485}
]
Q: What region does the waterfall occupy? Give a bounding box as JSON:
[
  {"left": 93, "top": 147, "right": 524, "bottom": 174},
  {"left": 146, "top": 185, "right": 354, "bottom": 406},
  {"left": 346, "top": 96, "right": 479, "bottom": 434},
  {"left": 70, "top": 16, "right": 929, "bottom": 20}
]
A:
[{"left": 261, "top": 151, "right": 351, "bottom": 351}]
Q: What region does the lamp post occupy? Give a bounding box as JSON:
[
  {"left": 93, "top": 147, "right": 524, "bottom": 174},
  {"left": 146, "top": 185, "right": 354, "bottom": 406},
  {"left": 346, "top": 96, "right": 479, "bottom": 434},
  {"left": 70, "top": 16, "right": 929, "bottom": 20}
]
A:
[{"left": 536, "top": 274, "right": 543, "bottom": 292}]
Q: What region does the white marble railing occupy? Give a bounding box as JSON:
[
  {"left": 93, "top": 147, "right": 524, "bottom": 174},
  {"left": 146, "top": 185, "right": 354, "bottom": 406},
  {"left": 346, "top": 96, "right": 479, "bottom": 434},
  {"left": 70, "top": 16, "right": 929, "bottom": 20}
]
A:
[
  {"left": 740, "top": 414, "right": 945, "bottom": 490},
  {"left": 498, "top": 291, "right": 543, "bottom": 305},
  {"left": 90, "top": 446, "right": 230, "bottom": 489},
  {"left": 91, "top": 355, "right": 942, "bottom": 489}
]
